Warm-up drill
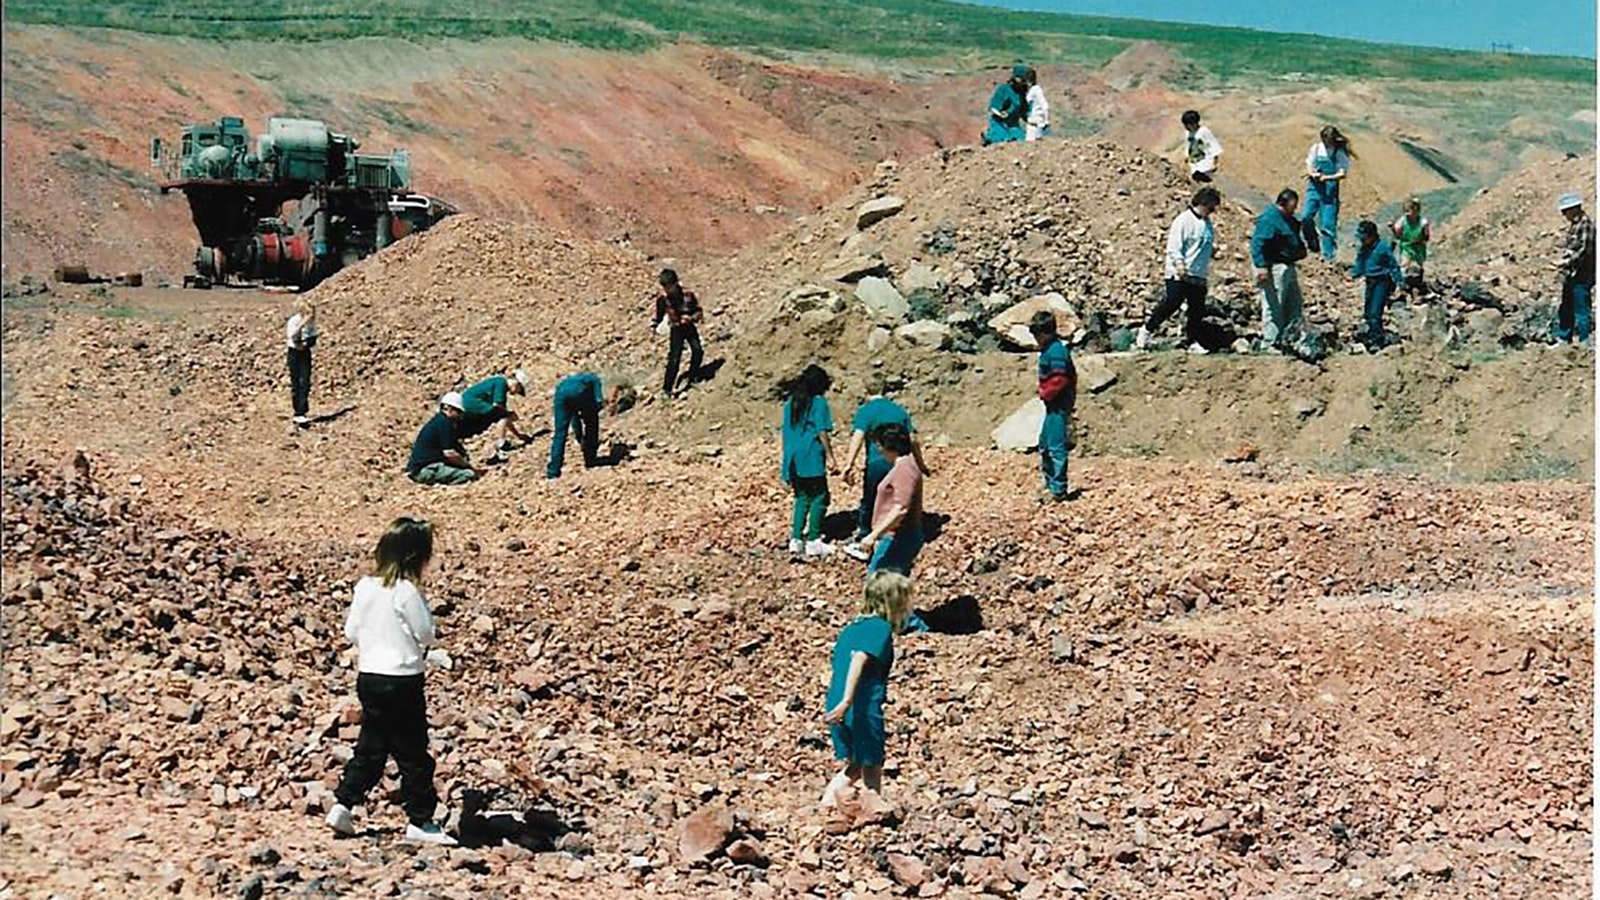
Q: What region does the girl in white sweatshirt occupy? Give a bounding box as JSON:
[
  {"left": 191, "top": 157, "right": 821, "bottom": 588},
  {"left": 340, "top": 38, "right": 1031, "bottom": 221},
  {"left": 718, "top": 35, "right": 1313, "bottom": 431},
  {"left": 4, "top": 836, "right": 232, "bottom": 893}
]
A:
[{"left": 325, "top": 517, "right": 456, "bottom": 845}]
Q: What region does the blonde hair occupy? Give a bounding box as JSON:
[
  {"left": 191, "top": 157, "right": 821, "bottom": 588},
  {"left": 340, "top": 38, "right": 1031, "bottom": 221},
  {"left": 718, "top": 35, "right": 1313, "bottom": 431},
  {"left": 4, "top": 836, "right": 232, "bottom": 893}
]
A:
[
  {"left": 861, "top": 571, "right": 913, "bottom": 631},
  {"left": 294, "top": 297, "right": 316, "bottom": 319}
]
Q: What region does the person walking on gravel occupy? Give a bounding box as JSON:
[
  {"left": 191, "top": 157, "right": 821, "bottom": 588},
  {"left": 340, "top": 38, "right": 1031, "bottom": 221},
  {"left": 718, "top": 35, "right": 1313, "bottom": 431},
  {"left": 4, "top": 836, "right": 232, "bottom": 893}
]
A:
[
  {"left": 821, "top": 571, "right": 912, "bottom": 809},
  {"left": 285, "top": 298, "right": 319, "bottom": 427},
  {"left": 1138, "top": 186, "right": 1220, "bottom": 353},
  {"left": 458, "top": 369, "right": 535, "bottom": 455},
  {"left": 1181, "top": 110, "right": 1222, "bottom": 184},
  {"left": 1554, "top": 193, "right": 1594, "bottom": 344},
  {"left": 1023, "top": 67, "right": 1050, "bottom": 142},
  {"left": 983, "top": 64, "right": 1030, "bottom": 146},
  {"left": 840, "top": 375, "right": 930, "bottom": 558},
  {"left": 848, "top": 424, "right": 926, "bottom": 575},
  {"left": 1031, "top": 311, "right": 1077, "bottom": 502},
  {"left": 326, "top": 517, "right": 456, "bottom": 846},
  {"left": 407, "top": 393, "right": 482, "bottom": 486},
  {"left": 1251, "top": 188, "right": 1310, "bottom": 349},
  {"left": 652, "top": 269, "right": 704, "bottom": 397},
  {"left": 780, "top": 364, "right": 838, "bottom": 558},
  {"left": 1348, "top": 220, "right": 1403, "bottom": 351},
  {"left": 1303, "top": 126, "right": 1353, "bottom": 261},
  {"left": 1389, "top": 197, "right": 1430, "bottom": 292}
]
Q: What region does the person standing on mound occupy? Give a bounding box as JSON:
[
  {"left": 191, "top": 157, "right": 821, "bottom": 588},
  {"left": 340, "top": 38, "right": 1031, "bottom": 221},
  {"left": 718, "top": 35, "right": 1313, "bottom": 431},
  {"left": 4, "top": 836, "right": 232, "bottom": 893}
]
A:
[
  {"left": 779, "top": 364, "right": 837, "bottom": 559},
  {"left": 821, "top": 571, "right": 912, "bottom": 808},
  {"left": 326, "top": 517, "right": 456, "bottom": 846}
]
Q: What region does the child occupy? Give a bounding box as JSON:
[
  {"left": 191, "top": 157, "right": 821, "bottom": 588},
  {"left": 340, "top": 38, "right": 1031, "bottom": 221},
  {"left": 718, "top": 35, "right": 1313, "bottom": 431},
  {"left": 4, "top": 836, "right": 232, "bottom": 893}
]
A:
[
  {"left": 1389, "top": 197, "right": 1430, "bottom": 291},
  {"left": 1023, "top": 68, "right": 1050, "bottom": 142},
  {"left": 325, "top": 517, "right": 456, "bottom": 845},
  {"left": 285, "top": 298, "right": 319, "bottom": 426},
  {"left": 1181, "top": 110, "right": 1222, "bottom": 183},
  {"left": 779, "top": 364, "right": 837, "bottom": 558},
  {"left": 1348, "top": 220, "right": 1403, "bottom": 351},
  {"left": 821, "top": 571, "right": 912, "bottom": 807}
]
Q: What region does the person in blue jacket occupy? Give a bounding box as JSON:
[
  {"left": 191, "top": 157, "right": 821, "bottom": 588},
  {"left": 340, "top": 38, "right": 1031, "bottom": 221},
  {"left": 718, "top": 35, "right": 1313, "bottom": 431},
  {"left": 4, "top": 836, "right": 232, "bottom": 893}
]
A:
[
  {"left": 982, "top": 65, "right": 1030, "bottom": 146},
  {"left": 1030, "top": 310, "right": 1077, "bottom": 502},
  {"left": 1250, "top": 188, "right": 1310, "bottom": 348},
  {"left": 546, "top": 372, "right": 619, "bottom": 479},
  {"left": 1348, "top": 220, "right": 1403, "bottom": 351}
]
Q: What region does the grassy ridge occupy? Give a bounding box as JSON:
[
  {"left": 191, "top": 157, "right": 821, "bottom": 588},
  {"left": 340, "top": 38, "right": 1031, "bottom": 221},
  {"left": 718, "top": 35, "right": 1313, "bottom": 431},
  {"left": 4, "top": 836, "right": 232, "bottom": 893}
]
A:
[{"left": 7, "top": 0, "right": 1594, "bottom": 83}]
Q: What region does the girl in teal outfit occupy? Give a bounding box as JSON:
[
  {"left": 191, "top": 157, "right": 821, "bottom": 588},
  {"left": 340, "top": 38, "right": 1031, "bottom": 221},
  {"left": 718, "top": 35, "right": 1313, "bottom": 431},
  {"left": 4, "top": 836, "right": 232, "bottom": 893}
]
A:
[
  {"left": 779, "top": 364, "right": 837, "bottom": 558},
  {"left": 821, "top": 571, "right": 912, "bottom": 807},
  {"left": 982, "top": 65, "right": 1030, "bottom": 146}
]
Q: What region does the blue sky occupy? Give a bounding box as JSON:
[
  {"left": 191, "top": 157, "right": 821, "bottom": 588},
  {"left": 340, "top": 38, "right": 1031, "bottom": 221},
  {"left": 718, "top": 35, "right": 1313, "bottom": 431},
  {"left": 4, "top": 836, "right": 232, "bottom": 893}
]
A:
[{"left": 959, "top": 0, "right": 1599, "bottom": 58}]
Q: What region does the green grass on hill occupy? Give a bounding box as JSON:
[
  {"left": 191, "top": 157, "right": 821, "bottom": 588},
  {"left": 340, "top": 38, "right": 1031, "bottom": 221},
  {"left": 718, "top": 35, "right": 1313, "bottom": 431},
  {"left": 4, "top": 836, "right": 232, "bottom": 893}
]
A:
[{"left": 7, "top": 0, "right": 1594, "bottom": 84}]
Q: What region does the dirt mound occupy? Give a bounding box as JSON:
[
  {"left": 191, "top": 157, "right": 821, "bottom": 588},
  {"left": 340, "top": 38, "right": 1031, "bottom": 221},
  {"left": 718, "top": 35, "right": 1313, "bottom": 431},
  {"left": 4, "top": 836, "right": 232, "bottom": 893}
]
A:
[{"left": 1436, "top": 152, "right": 1597, "bottom": 298}]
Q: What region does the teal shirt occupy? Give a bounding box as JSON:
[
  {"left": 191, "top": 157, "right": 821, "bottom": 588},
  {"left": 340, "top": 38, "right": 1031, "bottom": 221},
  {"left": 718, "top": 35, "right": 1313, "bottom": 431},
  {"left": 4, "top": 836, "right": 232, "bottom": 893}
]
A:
[
  {"left": 852, "top": 397, "right": 914, "bottom": 468},
  {"left": 461, "top": 375, "right": 509, "bottom": 418},
  {"left": 555, "top": 372, "right": 603, "bottom": 407},
  {"left": 826, "top": 616, "right": 894, "bottom": 713},
  {"left": 780, "top": 395, "right": 833, "bottom": 481}
]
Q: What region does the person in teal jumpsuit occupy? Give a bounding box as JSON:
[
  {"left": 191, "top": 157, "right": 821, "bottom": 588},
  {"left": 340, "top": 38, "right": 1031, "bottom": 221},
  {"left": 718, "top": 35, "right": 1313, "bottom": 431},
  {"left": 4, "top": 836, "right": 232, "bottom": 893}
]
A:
[{"left": 983, "top": 64, "right": 1030, "bottom": 146}]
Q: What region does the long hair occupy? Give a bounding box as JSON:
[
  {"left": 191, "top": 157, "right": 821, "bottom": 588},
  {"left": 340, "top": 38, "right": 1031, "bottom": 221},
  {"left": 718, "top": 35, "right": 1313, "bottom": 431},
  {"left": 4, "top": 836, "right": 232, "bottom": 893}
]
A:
[
  {"left": 1320, "top": 125, "right": 1356, "bottom": 159},
  {"left": 373, "top": 517, "right": 434, "bottom": 588},
  {"left": 783, "top": 364, "right": 831, "bottom": 427}
]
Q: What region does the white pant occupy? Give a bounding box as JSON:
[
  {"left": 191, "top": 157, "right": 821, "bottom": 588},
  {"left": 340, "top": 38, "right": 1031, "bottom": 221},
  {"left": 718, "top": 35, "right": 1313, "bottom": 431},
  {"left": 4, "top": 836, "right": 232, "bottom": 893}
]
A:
[{"left": 1258, "top": 263, "right": 1304, "bottom": 345}]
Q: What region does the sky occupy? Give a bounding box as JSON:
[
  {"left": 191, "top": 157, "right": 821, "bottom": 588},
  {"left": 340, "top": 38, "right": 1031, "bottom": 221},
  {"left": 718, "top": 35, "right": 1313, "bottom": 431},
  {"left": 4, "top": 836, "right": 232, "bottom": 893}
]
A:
[{"left": 959, "top": 0, "right": 1599, "bottom": 58}]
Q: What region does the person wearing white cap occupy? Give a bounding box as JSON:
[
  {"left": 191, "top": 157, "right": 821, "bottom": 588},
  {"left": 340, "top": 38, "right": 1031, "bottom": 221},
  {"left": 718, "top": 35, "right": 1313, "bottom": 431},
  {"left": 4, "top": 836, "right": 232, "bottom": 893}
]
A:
[
  {"left": 458, "top": 369, "right": 534, "bottom": 449},
  {"left": 1553, "top": 193, "right": 1594, "bottom": 343},
  {"left": 406, "top": 393, "right": 481, "bottom": 485}
]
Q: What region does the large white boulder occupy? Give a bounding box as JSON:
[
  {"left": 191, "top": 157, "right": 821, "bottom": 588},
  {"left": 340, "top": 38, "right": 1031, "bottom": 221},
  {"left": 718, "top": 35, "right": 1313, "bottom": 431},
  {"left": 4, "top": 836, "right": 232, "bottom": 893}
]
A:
[
  {"left": 992, "top": 398, "right": 1045, "bottom": 452},
  {"left": 987, "top": 292, "right": 1082, "bottom": 350},
  {"left": 855, "top": 277, "right": 909, "bottom": 321},
  {"left": 895, "top": 320, "right": 952, "bottom": 350},
  {"left": 856, "top": 195, "right": 907, "bottom": 229}
]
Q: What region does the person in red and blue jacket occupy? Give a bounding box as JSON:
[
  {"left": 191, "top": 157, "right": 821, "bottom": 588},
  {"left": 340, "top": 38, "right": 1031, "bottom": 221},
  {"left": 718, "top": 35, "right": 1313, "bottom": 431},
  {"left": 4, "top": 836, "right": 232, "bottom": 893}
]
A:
[{"left": 1029, "top": 310, "right": 1077, "bottom": 501}]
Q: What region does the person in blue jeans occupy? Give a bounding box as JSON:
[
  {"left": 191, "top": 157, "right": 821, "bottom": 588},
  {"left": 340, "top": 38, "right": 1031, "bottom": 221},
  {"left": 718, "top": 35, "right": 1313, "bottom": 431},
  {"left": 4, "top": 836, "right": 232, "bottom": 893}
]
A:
[
  {"left": 1555, "top": 193, "right": 1595, "bottom": 343},
  {"left": 840, "top": 376, "right": 931, "bottom": 557},
  {"left": 1030, "top": 311, "right": 1076, "bottom": 501},
  {"left": 1348, "top": 220, "right": 1403, "bottom": 351},
  {"left": 1303, "top": 126, "right": 1353, "bottom": 261},
  {"left": 546, "top": 372, "right": 608, "bottom": 479},
  {"left": 855, "top": 424, "right": 925, "bottom": 575},
  {"left": 820, "top": 571, "right": 911, "bottom": 808}
]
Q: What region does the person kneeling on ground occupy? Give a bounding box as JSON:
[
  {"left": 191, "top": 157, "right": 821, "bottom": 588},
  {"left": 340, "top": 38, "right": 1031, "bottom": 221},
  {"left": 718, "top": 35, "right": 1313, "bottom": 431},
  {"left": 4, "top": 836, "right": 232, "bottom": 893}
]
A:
[
  {"left": 821, "top": 570, "right": 912, "bottom": 809},
  {"left": 407, "top": 392, "right": 483, "bottom": 486},
  {"left": 458, "top": 368, "right": 534, "bottom": 454},
  {"left": 547, "top": 372, "right": 629, "bottom": 479},
  {"left": 326, "top": 517, "right": 456, "bottom": 846},
  {"left": 1348, "top": 220, "right": 1403, "bottom": 351}
]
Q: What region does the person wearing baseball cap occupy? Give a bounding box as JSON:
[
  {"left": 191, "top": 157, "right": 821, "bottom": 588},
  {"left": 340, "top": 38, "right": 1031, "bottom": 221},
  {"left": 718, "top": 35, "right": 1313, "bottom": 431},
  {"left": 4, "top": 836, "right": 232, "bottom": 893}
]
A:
[
  {"left": 458, "top": 368, "right": 534, "bottom": 452},
  {"left": 1553, "top": 193, "right": 1594, "bottom": 343},
  {"left": 983, "top": 64, "right": 1030, "bottom": 146},
  {"left": 406, "top": 392, "right": 482, "bottom": 485}
]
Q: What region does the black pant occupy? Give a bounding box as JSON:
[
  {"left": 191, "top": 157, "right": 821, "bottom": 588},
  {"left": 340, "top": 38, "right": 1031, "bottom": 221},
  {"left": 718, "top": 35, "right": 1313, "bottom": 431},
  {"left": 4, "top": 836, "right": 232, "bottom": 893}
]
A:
[
  {"left": 287, "top": 348, "right": 312, "bottom": 417},
  {"left": 664, "top": 324, "right": 703, "bottom": 394},
  {"left": 334, "top": 673, "right": 438, "bottom": 826},
  {"left": 1145, "top": 278, "right": 1208, "bottom": 342}
]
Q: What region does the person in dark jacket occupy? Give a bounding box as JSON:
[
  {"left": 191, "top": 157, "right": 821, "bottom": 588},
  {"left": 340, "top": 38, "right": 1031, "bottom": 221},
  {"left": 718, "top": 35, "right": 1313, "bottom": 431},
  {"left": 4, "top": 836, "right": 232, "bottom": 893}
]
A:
[
  {"left": 652, "top": 269, "right": 704, "bottom": 396},
  {"left": 1347, "top": 220, "right": 1403, "bottom": 351},
  {"left": 982, "top": 65, "right": 1030, "bottom": 146},
  {"left": 1250, "top": 188, "right": 1310, "bottom": 349},
  {"left": 1030, "top": 311, "right": 1076, "bottom": 501}
]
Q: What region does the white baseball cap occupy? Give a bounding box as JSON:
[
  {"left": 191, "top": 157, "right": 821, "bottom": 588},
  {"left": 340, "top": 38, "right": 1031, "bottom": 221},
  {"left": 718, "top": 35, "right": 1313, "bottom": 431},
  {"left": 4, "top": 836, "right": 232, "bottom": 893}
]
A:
[
  {"left": 1558, "top": 193, "right": 1583, "bottom": 211},
  {"left": 440, "top": 391, "right": 465, "bottom": 411},
  {"left": 514, "top": 368, "right": 531, "bottom": 391}
]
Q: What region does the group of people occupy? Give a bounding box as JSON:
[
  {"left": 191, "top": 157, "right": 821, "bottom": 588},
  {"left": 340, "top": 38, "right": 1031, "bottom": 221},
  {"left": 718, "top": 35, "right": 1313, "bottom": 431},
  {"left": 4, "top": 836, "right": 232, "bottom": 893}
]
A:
[{"left": 983, "top": 64, "right": 1051, "bottom": 145}]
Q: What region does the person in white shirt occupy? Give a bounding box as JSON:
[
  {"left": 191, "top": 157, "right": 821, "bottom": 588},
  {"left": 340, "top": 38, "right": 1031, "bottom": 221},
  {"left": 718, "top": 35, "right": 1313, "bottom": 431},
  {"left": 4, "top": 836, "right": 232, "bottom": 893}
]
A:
[
  {"left": 1137, "top": 186, "right": 1221, "bottom": 353},
  {"left": 1024, "top": 68, "right": 1050, "bottom": 142},
  {"left": 1304, "top": 125, "right": 1354, "bottom": 261},
  {"left": 1181, "top": 110, "right": 1222, "bottom": 183},
  {"left": 285, "top": 299, "right": 320, "bottom": 426},
  {"left": 325, "top": 517, "right": 457, "bottom": 846}
]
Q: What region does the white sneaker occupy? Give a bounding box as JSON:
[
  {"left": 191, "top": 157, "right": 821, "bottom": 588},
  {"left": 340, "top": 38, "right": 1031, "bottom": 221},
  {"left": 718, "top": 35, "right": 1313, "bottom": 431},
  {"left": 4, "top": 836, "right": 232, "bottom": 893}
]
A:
[
  {"left": 1134, "top": 326, "right": 1152, "bottom": 350},
  {"left": 1187, "top": 342, "right": 1210, "bottom": 355},
  {"left": 841, "top": 542, "right": 870, "bottom": 562},
  {"left": 292, "top": 415, "right": 310, "bottom": 426},
  {"left": 788, "top": 538, "right": 804, "bottom": 555},
  {"left": 404, "top": 823, "right": 457, "bottom": 846},
  {"left": 804, "top": 539, "right": 835, "bottom": 558},
  {"left": 325, "top": 803, "right": 355, "bottom": 837}
]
